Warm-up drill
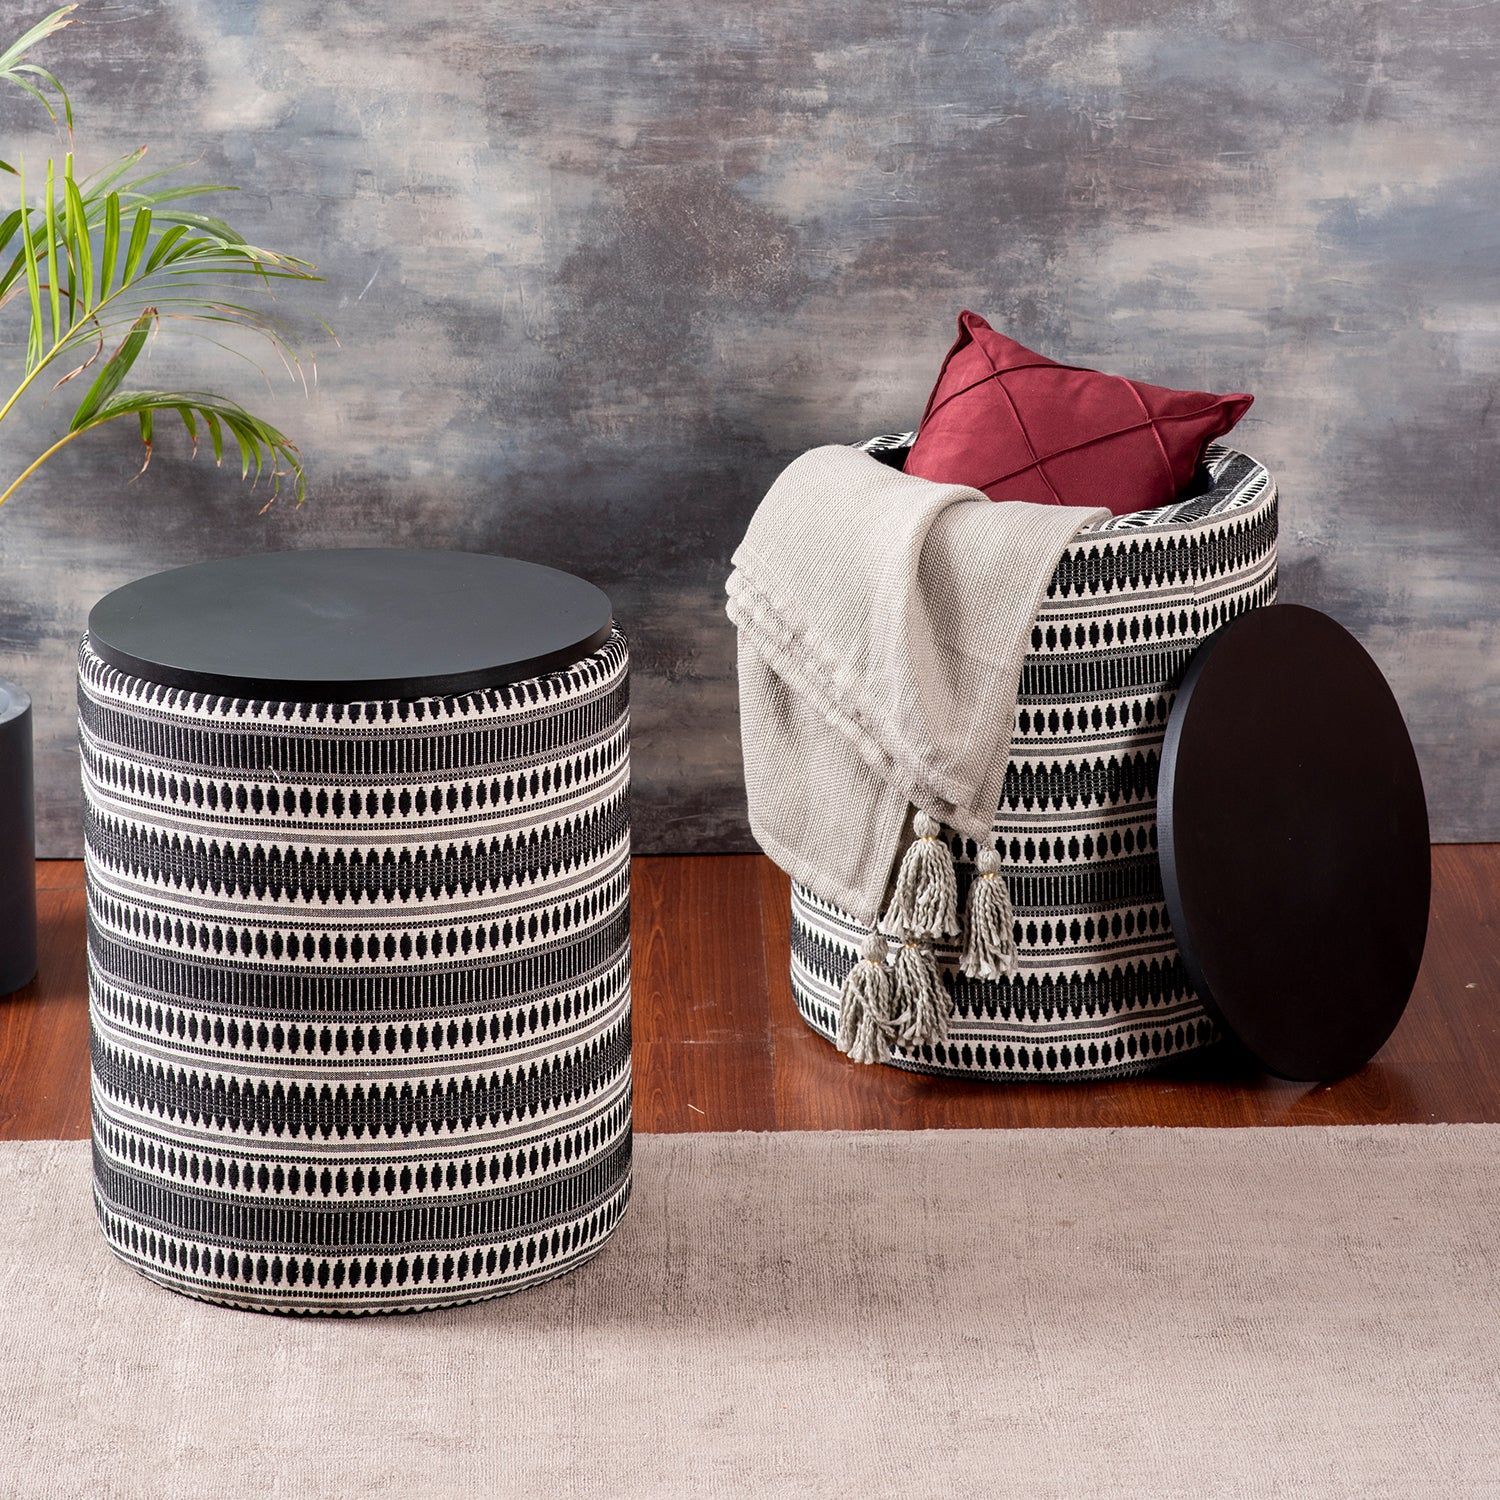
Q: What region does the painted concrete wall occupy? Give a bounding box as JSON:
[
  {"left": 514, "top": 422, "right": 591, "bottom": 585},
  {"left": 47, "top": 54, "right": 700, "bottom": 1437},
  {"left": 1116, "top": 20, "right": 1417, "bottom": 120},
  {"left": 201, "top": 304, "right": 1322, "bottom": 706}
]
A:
[{"left": 1, "top": 0, "right": 1495, "bottom": 854}]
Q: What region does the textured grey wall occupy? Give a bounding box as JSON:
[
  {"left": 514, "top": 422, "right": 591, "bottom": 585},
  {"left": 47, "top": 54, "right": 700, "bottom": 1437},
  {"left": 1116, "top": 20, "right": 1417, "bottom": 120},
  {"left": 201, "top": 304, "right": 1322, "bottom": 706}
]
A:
[{"left": 1, "top": 0, "right": 1496, "bottom": 854}]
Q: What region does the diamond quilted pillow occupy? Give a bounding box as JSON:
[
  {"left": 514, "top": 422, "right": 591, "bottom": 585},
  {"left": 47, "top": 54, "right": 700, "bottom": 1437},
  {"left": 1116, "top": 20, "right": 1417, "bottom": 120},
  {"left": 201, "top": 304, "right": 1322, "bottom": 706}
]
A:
[{"left": 904, "top": 311, "right": 1253, "bottom": 514}]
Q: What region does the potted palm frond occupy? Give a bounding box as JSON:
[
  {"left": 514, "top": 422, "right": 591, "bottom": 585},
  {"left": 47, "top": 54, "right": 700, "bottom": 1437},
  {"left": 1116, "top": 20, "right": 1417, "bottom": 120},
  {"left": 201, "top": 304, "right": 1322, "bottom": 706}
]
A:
[
  {"left": 0, "top": 6, "right": 320, "bottom": 508},
  {"left": 0, "top": 6, "right": 323, "bottom": 993}
]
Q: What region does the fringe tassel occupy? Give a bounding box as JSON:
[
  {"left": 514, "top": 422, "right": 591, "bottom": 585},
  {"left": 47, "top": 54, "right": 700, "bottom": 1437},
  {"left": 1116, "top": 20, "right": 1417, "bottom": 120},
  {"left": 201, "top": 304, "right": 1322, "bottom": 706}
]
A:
[
  {"left": 959, "top": 846, "right": 1018, "bottom": 980},
  {"left": 836, "top": 931, "right": 898, "bottom": 1065},
  {"left": 881, "top": 810, "right": 960, "bottom": 940},
  {"left": 837, "top": 811, "right": 1009, "bottom": 1066},
  {"left": 893, "top": 939, "right": 952, "bottom": 1050}
]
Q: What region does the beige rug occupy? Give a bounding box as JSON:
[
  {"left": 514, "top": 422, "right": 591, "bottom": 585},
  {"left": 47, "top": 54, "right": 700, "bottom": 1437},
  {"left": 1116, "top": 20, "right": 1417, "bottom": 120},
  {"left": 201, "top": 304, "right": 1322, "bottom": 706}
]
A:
[{"left": 2, "top": 1129, "right": 1497, "bottom": 1499}]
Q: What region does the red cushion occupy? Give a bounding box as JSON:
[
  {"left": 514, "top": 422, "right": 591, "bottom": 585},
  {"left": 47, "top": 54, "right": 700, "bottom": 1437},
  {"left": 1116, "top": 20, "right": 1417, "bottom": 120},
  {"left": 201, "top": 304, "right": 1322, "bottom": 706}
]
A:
[{"left": 904, "top": 311, "right": 1252, "bottom": 514}]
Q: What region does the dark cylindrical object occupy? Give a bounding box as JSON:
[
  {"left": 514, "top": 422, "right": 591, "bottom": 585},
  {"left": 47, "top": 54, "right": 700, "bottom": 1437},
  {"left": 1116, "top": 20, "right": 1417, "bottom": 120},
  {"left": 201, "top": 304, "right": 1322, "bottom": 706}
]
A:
[{"left": 0, "top": 679, "right": 37, "bottom": 996}]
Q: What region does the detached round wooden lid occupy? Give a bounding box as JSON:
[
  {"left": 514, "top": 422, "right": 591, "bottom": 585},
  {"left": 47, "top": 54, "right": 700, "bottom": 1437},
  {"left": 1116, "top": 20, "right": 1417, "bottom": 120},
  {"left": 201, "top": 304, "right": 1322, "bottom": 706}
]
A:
[
  {"left": 1159, "top": 604, "right": 1430, "bottom": 1081},
  {"left": 87, "top": 549, "right": 613, "bottom": 702}
]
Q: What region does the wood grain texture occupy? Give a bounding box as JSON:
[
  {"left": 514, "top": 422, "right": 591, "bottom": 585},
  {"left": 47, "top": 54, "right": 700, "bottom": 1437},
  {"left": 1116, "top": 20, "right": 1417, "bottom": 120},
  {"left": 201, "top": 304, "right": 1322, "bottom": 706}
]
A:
[
  {"left": 0, "top": 865, "right": 89, "bottom": 1141},
  {"left": 2, "top": 848, "right": 1496, "bottom": 1139},
  {"left": 629, "top": 856, "right": 776, "bottom": 1133}
]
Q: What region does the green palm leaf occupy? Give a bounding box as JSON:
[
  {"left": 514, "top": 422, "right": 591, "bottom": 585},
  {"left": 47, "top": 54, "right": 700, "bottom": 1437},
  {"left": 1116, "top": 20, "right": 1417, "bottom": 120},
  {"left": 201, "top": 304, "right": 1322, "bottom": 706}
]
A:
[
  {"left": 93, "top": 390, "right": 305, "bottom": 504},
  {"left": 0, "top": 8, "right": 324, "bottom": 510},
  {"left": 0, "top": 6, "right": 75, "bottom": 133},
  {"left": 69, "top": 307, "right": 154, "bottom": 428},
  {"left": 0, "top": 23, "right": 327, "bottom": 513},
  {"left": 4, "top": 382, "right": 306, "bottom": 510}
]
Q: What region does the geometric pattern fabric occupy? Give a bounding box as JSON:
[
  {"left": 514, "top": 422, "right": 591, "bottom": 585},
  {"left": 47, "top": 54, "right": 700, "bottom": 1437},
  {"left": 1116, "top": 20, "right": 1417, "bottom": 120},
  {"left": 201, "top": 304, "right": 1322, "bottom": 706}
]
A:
[{"left": 81, "top": 629, "right": 631, "bottom": 1312}]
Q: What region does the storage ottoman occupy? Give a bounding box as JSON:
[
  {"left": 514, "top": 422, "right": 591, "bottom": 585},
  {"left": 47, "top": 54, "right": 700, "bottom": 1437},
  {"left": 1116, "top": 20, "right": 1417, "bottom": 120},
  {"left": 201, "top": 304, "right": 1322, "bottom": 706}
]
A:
[
  {"left": 80, "top": 550, "right": 631, "bottom": 1313},
  {"left": 791, "top": 438, "right": 1278, "bottom": 1080}
]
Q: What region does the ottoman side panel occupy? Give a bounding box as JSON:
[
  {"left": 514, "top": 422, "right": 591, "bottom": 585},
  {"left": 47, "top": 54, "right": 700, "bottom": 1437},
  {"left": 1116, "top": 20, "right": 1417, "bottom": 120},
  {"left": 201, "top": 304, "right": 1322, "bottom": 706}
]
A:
[{"left": 81, "top": 631, "right": 631, "bottom": 1313}]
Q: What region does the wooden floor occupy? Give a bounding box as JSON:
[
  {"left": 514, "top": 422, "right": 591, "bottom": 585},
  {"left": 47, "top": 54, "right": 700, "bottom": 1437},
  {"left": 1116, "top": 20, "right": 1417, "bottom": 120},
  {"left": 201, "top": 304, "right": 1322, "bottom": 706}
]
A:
[{"left": 3, "top": 848, "right": 1497, "bottom": 1138}]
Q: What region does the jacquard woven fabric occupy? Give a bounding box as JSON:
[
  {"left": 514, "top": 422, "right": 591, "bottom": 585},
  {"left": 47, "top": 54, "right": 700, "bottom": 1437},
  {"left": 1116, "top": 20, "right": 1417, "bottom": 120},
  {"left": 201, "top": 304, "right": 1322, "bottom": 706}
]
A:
[
  {"left": 792, "top": 440, "right": 1278, "bottom": 1079},
  {"left": 727, "top": 443, "right": 1104, "bottom": 926},
  {"left": 79, "top": 629, "right": 632, "bottom": 1313}
]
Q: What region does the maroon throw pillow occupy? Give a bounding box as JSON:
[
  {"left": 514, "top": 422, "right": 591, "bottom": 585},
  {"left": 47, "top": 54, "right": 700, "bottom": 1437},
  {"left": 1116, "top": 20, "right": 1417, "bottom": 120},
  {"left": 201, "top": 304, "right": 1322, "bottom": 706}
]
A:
[{"left": 904, "top": 311, "right": 1253, "bottom": 514}]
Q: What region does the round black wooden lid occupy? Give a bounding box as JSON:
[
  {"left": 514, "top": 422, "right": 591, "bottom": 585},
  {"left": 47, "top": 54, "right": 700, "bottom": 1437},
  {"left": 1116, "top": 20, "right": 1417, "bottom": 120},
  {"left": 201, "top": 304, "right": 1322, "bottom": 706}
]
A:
[
  {"left": 87, "top": 549, "right": 614, "bottom": 702},
  {"left": 1159, "top": 604, "right": 1430, "bottom": 1081}
]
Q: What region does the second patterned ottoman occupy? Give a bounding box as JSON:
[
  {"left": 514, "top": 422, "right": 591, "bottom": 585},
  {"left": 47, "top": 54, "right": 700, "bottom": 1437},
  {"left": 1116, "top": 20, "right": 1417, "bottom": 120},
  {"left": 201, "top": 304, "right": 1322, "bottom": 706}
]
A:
[
  {"left": 80, "top": 549, "right": 631, "bottom": 1313},
  {"left": 791, "top": 437, "right": 1278, "bottom": 1081}
]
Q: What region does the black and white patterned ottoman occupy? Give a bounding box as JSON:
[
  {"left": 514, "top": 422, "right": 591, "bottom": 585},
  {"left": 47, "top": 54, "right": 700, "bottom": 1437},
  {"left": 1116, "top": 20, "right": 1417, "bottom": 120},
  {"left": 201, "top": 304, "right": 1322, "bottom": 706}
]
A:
[
  {"left": 80, "top": 550, "right": 631, "bottom": 1313},
  {"left": 791, "top": 438, "right": 1278, "bottom": 1081}
]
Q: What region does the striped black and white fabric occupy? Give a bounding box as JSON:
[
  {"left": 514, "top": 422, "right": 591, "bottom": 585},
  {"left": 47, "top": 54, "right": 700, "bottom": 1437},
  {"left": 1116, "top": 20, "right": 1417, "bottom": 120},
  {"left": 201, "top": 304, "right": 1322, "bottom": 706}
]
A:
[
  {"left": 80, "top": 631, "right": 631, "bottom": 1313},
  {"left": 792, "top": 439, "right": 1278, "bottom": 1080}
]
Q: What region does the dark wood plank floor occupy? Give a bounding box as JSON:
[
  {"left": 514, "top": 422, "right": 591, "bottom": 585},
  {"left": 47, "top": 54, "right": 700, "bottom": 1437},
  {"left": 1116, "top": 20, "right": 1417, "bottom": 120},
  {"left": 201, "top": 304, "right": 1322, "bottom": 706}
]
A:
[{"left": 3, "top": 848, "right": 1497, "bottom": 1138}]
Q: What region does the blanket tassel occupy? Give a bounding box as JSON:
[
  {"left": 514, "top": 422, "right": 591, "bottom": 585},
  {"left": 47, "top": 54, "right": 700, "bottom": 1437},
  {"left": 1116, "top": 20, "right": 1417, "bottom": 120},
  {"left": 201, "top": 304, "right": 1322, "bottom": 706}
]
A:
[
  {"left": 882, "top": 810, "right": 961, "bottom": 941},
  {"left": 837, "top": 931, "right": 898, "bottom": 1065},
  {"left": 960, "top": 846, "right": 1018, "bottom": 980},
  {"left": 893, "top": 938, "right": 952, "bottom": 1050}
]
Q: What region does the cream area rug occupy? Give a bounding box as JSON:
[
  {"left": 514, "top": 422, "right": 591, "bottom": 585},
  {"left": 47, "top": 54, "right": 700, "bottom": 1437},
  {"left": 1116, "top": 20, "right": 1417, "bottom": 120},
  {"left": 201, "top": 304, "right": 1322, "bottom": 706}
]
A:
[{"left": 2, "top": 1129, "right": 1497, "bottom": 1500}]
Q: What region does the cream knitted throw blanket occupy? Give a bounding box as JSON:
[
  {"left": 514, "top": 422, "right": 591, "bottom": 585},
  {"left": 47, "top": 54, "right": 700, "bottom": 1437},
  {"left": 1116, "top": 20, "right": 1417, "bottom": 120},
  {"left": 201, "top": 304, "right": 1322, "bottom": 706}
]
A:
[{"left": 727, "top": 444, "right": 1105, "bottom": 1063}]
